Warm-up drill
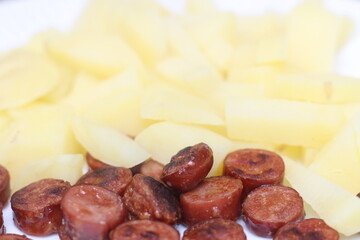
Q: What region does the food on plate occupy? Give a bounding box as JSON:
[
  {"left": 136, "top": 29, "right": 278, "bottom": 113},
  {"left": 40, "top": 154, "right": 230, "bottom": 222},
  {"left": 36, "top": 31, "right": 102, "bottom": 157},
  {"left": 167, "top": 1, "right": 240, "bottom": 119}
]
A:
[
  {"left": 182, "top": 218, "right": 246, "bottom": 240},
  {"left": 161, "top": 142, "right": 213, "bottom": 192},
  {"left": 0, "top": 234, "right": 33, "bottom": 240},
  {"left": 71, "top": 117, "right": 151, "bottom": 168},
  {"left": 0, "top": 205, "right": 4, "bottom": 234},
  {"left": 85, "top": 152, "right": 112, "bottom": 170},
  {"left": 242, "top": 185, "right": 304, "bottom": 237},
  {"left": 109, "top": 219, "right": 180, "bottom": 240},
  {"left": 0, "top": 0, "right": 359, "bottom": 237},
  {"left": 0, "top": 164, "right": 10, "bottom": 206},
  {"left": 273, "top": 218, "right": 339, "bottom": 240},
  {"left": 10, "top": 178, "right": 71, "bottom": 236},
  {"left": 223, "top": 148, "right": 284, "bottom": 197},
  {"left": 180, "top": 176, "right": 243, "bottom": 226},
  {"left": 123, "top": 173, "right": 182, "bottom": 224},
  {"left": 75, "top": 167, "right": 132, "bottom": 196},
  {"left": 61, "top": 185, "right": 126, "bottom": 240},
  {"left": 130, "top": 159, "right": 164, "bottom": 182}
]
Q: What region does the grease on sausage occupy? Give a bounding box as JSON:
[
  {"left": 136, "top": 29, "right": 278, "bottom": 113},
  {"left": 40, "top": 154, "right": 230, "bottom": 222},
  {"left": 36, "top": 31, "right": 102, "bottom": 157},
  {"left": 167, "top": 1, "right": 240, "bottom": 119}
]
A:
[
  {"left": 223, "top": 149, "right": 284, "bottom": 197},
  {"left": 123, "top": 174, "right": 182, "bottom": 224},
  {"left": 180, "top": 176, "right": 243, "bottom": 226},
  {"left": 76, "top": 167, "right": 132, "bottom": 196},
  {"left": 11, "top": 178, "right": 71, "bottom": 236},
  {"left": 242, "top": 185, "right": 304, "bottom": 237},
  {"left": 161, "top": 143, "right": 213, "bottom": 192},
  {"left": 61, "top": 185, "right": 126, "bottom": 240}
]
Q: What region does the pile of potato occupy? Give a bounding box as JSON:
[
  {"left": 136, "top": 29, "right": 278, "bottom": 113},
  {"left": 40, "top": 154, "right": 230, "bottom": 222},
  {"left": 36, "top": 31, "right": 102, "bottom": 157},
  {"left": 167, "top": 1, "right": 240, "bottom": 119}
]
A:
[{"left": 0, "top": 0, "right": 359, "bottom": 237}]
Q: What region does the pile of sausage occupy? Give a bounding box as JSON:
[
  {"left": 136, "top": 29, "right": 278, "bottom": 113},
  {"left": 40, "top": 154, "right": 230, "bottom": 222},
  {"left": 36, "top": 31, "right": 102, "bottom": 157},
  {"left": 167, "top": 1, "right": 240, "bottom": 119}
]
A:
[{"left": 0, "top": 143, "right": 341, "bottom": 240}]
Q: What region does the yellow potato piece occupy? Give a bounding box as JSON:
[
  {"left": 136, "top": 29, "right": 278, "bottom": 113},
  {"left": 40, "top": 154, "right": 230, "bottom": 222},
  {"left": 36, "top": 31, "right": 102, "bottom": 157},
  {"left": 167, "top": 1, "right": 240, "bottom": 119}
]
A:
[
  {"left": 310, "top": 113, "right": 360, "bottom": 194},
  {"left": 285, "top": 157, "right": 360, "bottom": 236},
  {"left": 275, "top": 73, "right": 360, "bottom": 104},
  {"left": 286, "top": 0, "right": 348, "bottom": 72},
  {"left": 0, "top": 51, "right": 60, "bottom": 110},
  {"left": 135, "top": 121, "right": 233, "bottom": 176},
  {"left": 80, "top": 90, "right": 152, "bottom": 137},
  {"left": 141, "top": 85, "right": 224, "bottom": 126},
  {"left": 13, "top": 154, "right": 85, "bottom": 192},
  {"left": 47, "top": 33, "right": 142, "bottom": 78},
  {"left": 0, "top": 105, "right": 82, "bottom": 180},
  {"left": 155, "top": 56, "right": 223, "bottom": 97},
  {"left": 72, "top": 117, "right": 151, "bottom": 167},
  {"left": 225, "top": 98, "right": 345, "bottom": 148}
]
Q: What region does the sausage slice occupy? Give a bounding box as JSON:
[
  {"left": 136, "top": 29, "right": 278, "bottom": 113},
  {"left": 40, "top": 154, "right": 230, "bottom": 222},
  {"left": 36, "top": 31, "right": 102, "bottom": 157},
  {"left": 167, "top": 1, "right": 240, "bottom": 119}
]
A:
[
  {"left": 0, "top": 205, "right": 4, "bottom": 235},
  {"left": 223, "top": 149, "right": 284, "bottom": 197},
  {"left": 180, "top": 176, "right": 243, "bottom": 226},
  {"left": 61, "top": 185, "right": 127, "bottom": 240},
  {"left": 76, "top": 167, "right": 132, "bottom": 196},
  {"left": 161, "top": 143, "right": 213, "bottom": 192},
  {"left": 11, "top": 178, "right": 71, "bottom": 236},
  {"left": 0, "top": 234, "right": 33, "bottom": 240},
  {"left": 130, "top": 159, "right": 164, "bottom": 182},
  {"left": 274, "top": 218, "right": 339, "bottom": 240},
  {"left": 109, "top": 220, "right": 180, "bottom": 240},
  {"left": 85, "top": 153, "right": 112, "bottom": 170},
  {"left": 0, "top": 165, "right": 10, "bottom": 206},
  {"left": 183, "top": 218, "right": 247, "bottom": 240},
  {"left": 242, "top": 185, "right": 304, "bottom": 237},
  {"left": 123, "top": 174, "right": 181, "bottom": 224}
]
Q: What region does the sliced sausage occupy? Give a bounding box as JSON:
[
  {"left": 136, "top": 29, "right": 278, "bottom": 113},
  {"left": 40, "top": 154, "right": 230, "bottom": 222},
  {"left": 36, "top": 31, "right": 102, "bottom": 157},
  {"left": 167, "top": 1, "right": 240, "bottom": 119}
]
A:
[
  {"left": 161, "top": 143, "right": 213, "bottom": 192},
  {"left": 11, "top": 178, "right": 71, "bottom": 236},
  {"left": 183, "top": 218, "right": 246, "bottom": 240},
  {"left": 76, "top": 167, "right": 132, "bottom": 196},
  {"left": 0, "top": 234, "right": 33, "bottom": 240},
  {"left": 180, "top": 176, "right": 243, "bottom": 226},
  {"left": 242, "top": 185, "right": 304, "bottom": 237},
  {"left": 61, "top": 185, "right": 126, "bottom": 240},
  {"left": 0, "top": 204, "right": 4, "bottom": 234},
  {"left": 123, "top": 174, "right": 181, "bottom": 224},
  {"left": 0, "top": 164, "right": 10, "bottom": 206},
  {"left": 109, "top": 220, "right": 180, "bottom": 240},
  {"left": 130, "top": 159, "right": 164, "bottom": 182},
  {"left": 58, "top": 223, "right": 72, "bottom": 240},
  {"left": 223, "top": 148, "right": 284, "bottom": 197},
  {"left": 85, "top": 153, "right": 112, "bottom": 170},
  {"left": 274, "top": 218, "right": 339, "bottom": 240}
]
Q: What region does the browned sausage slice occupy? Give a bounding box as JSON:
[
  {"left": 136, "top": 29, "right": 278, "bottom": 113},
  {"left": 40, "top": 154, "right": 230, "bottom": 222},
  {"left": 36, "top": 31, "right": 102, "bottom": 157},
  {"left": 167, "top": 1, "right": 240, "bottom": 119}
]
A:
[
  {"left": 61, "top": 185, "right": 126, "bottom": 240},
  {"left": 161, "top": 143, "right": 213, "bottom": 192},
  {"left": 58, "top": 224, "right": 72, "bottom": 240},
  {"left": 183, "top": 218, "right": 247, "bottom": 240},
  {"left": 0, "top": 204, "right": 5, "bottom": 235},
  {"left": 0, "top": 164, "right": 10, "bottom": 206},
  {"left": 242, "top": 185, "right": 304, "bottom": 237},
  {"left": 85, "top": 153, "right": 112, "bottom": 170},
  {"left": 223, "top": 148, "right": 284, "bottom": 197},
  {"left": 0, "top": 234, "right": 33, "bottom": 240},
  {"left": 274, "top": 218, "right": 339, "bottom": 240},
  {"left": 76, "top": 167, "right": 132, "bottom": 196},
  {"left": 11, "top": 178, "right": 71, "bottom": 236},
  {"left": 180, "top": 176, "right": 243, "bottom": 226},
  {"left": 130, "top": 159, "right": 164, "bottom": 182},
  {"left": 123, "top": 174, "right": 181, "bottom": 224},
  {"left": 109, "top": 220, "right": 180, "bottom": 240}
]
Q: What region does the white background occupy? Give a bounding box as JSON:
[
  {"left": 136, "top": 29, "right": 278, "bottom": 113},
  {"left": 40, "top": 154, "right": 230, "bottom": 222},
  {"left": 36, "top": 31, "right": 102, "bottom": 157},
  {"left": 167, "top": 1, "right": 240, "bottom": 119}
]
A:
[{"left": 0, "top": 0, "right": 360, "bottom": 239}]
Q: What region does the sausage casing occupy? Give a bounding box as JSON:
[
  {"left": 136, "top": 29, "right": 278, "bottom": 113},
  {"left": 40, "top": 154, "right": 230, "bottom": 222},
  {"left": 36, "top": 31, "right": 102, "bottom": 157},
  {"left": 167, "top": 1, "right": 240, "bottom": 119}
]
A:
[
  {"left": 180, "top": 176, "right": 243, "bottom": 226},
  {"left": 11, "top": 178, "right": 71, "bottom": 236},
  {"left": 123, "top": 174, "right": 182, "bottom": 224}
]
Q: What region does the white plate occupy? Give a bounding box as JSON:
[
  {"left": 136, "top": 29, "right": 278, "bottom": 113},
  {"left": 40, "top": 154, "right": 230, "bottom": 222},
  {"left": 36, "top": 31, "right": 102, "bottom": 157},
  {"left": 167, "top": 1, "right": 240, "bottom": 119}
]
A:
[{"left": 0, "top": 0, "right": 360, "bottom": 239}]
